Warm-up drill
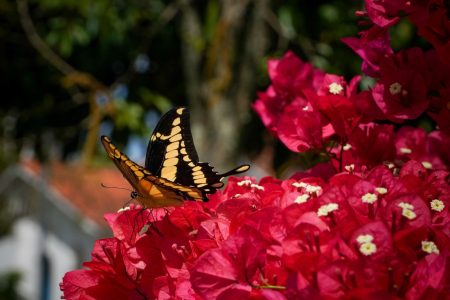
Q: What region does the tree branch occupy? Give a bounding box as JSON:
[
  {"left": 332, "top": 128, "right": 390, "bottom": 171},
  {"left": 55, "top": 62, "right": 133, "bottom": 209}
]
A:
[
  {"left": 16, "top": 0, "right": 76, "bottom": 75},
  {"left": 16, "top": 0, "right": 112, "bottom": 167}
]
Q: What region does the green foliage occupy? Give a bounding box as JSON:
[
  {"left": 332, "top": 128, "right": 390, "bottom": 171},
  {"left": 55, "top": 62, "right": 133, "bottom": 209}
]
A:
[
  {"left": 31, "top": 0, "right": 162, "bottom": 56},
  {"left": 390, "top": 19, "right": 416, "bottom": 50},
  {"left": 113, "top": 100, "right": 144, "bottom": 133},
  {"left": 204, "top": 0, "right": 220, "bottom": 43},
  {"left": 2, "top": 0, "right": 375, "bottom": 172},
  {"left": 138, "top": 88, "right": 172, "bottom": 113},
  {"left": 0, "top": 272, "right": 23, "bottom": 300}
]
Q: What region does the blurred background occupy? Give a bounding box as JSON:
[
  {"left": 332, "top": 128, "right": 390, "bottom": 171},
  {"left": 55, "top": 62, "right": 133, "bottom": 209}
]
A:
[{"left": 0, "top": 0, "right": 417, "bottom": 299}]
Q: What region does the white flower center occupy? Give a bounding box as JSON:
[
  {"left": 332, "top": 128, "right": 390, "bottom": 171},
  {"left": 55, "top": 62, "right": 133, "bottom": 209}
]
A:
[
  {"left": 359, "top": 242, "right": 377, "bottom": 256},
  {"left": 329, "top": 82, "right": 344, "bottom": 95},
  {"left": 292, "top": 182, "right": 308, "bottom": 188},
  {"left": 421, "top": 161, "right": 432, "bottom": 169},
  {"left": 294, "top": 194, "right": 310, "bottom": 204},
  {"left": 389, "top": 82, "right": 402, "bottom": 95},
  {"left": 344, "top": 164, "right": 355, "bottom": 172},
  {"left": 237, "top": 179, "right": 252, "bottom": 186},
  {"left": 251, "top": 183, "right": 265, "bottom": 191},
  {"left": 398, "top": 202, "right": 417, "bottom": 220},
  {"left": 356, "top": 234, "right": 377, "bottom": 256},
  {"left": 430, "top": 199, "right": 445, "bottom": 212},
  {"left": 343, "top": 143, "right": 352, "bottom": 151},
  {"left": 400, "top": 147, "right": 412, "bottom": 154},
  {"left": 421, "top": 240, "right": 439, "bottom": 254},
  {"left": 293, "top": 182, "right": 322, "bottom": 196},
  {"left": 237, "top": 180, "right": 264, "bottom": 191},
  {"left": 402, "top": 209, "right": 417, "bottom": 219},
  {"left": 375, "top": 187, "right": 388, "bottom": 195},
  {"left": 398, "top": 202, "right": 414, "bottom": 210},
  {"left": 356, "top": 234, "right": 374, "bottom": 244},
  {"left": 317, "top": 203, "right": 339, "bottom": 217},
  {"left": 305, "top": 185, "right": 322, "bottom": 194},
  {"left": 361, "top": 193, "right": 378, "bottom": 204}
]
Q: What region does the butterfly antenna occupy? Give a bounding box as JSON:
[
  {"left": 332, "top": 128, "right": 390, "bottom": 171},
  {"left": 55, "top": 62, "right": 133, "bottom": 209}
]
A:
[{"left": 100, "top": 183, "right": 134, "bottom": 193}]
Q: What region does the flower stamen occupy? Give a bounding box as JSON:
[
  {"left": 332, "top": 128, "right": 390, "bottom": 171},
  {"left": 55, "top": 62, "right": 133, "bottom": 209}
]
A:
[
  {"left": 329, "top": 82, "right": 344, "bottom": 95},
  {"left": 430, "top": 199, "right": 444, "bottom": 212},
  {"left": 294, "top": 194, "right": 310, "bottom": 204},
  {"left": 398, "top": 202, "right": 416, "bottom": 220},
  {"left": 389, "top": 82, "right": 402, "bottom": 95},
  {"left": 317, "top": 203, "right": 339, "bottom": 217},
  {"left": 361, "top": 193, "right": 378, "bottom": 204},
  {"left": 421, "top": 240, "right": 439, "bottom": 254}
]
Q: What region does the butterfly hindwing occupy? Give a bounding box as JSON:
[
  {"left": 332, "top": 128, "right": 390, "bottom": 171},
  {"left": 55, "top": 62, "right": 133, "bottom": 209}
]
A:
[{"left": 145, "top": 107, "right": 250, "bottom": 195}]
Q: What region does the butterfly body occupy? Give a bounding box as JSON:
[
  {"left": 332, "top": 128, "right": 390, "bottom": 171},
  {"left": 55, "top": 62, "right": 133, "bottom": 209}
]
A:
[{"left": 101, "top": 107, "right": 249, "bottom": 208}]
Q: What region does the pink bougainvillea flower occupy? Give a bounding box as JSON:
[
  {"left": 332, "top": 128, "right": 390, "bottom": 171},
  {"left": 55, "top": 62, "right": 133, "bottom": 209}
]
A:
[
  {"left": 61, "top": 164, "right": 450, "bottom": 299},
  {"left": 406, "top": 254, "right": 450, "bottom": 299},
  {"left": 268, "top": 51, "right": 324, "bottom": 97},
  {"left": 428, "top": 87, "right": 450, "bottom": 135},
  {"left": 253, "top": 51, "right": 325, "bottom": 134},
  {"left": 62, "top": 237, "right": 148, "bottom": 300},
  {"left": 394, "top": 127, "right": 448, "bottom": 171},
  {"left": 253, "top": 86, "right": 296, "bottom": 134},
  {"left": 190, "top": 225, "right": 274, "bottom": 299},
  {"left": 307, "top": 91, "right": 362, "bottom": 140},
  {"left": 316, "top": 74, "right": 348, "bottom": 97},
  {"left": 372, "top": 48, "right": 431, "bottom": 121},
  {"left": 364, "top": 0, "right": 403, "bottom": 27},
  {"left": 349, "top": 123, "right": 395, "bottom": 167},
  {"left": 409, "top": 0, "right": 450, "bottom": 66},
  {"left": 290, "top": 162, "right": 336, "bottom": 182},
  {"left": 342, "top": 26, "right": 393, "bottom": 77},
  {"left": 276, "top": 102, "right": 324, "bottom": 153},
  {"left": 427, "top": 131, "right": 450, "bottom": 167}
]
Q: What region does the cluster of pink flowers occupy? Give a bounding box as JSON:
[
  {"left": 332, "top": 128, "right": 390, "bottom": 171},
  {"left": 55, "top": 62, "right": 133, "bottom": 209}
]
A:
[
  {"left": 61, "top": 1, "right": 450, "bottom": 299},
  {"left": 254, "top": 45, "right": 450, "bottom": 163},
  {"left": 62, "top": 167, "right": 449, "bottom": 299}
]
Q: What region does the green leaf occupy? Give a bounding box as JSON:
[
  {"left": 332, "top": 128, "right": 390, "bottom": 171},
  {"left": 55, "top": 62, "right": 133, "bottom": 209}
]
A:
[
  {"left": 204, "top": 0, "right": 219, "bottom": 42},
  {"left": 113, "top": 100, "right": 144, "bottom": 132},
  {"left": 138, "top": 88, "right": 172, "bottom": 113},
  {"left": 278, "top": 6, "right": 296, "bottom": 39}
]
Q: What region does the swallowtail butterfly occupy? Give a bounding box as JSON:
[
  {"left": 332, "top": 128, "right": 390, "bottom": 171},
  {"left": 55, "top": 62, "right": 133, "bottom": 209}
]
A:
[{"left": 101, "top": 107, "right": 249, "bottom": 208}]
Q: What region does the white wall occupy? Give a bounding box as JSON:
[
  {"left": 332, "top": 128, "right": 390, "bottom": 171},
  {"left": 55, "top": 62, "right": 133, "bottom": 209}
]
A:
[
  {"left": 45, "top": 232, "right": 78, "bottom": 300},
  {"left": 0, "top": 218, "right": 78, "bottom": 300}
]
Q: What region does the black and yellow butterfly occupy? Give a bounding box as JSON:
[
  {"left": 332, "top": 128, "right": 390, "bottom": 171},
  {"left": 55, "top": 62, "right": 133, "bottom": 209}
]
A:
[{"left": 101, "top": 107, "right": 250, "bottom": 208}]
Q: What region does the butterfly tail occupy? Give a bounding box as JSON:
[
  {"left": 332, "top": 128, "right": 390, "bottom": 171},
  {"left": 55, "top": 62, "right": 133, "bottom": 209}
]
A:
[{"left": 218, "top": 164, "right": 250, "bottom": 178}]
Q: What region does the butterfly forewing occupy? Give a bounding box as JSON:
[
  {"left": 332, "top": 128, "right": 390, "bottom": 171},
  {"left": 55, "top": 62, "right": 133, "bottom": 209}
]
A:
[
  {"left": 145, "top": 107, "right": 199, "bottom": 176},
  {"left": 145, "top": 107, "right": 250, "bottom": 195},
  {"left": 101, "top": 136, "right": 143, "bottom": 191}
]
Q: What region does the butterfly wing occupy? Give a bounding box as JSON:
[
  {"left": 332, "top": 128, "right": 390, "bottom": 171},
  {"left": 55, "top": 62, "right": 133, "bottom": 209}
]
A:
[
  {"left": 145, "top": 107, "right": 250, "bottom": 197},
  {"left": 145, "top": 107, "right": 198, "bottom": 180},
  {"left": 101, "top": 136, "right": 144, "bottom": 192},
  {"left": 101, "top": 136, "right": 204, "bottom": 208}
]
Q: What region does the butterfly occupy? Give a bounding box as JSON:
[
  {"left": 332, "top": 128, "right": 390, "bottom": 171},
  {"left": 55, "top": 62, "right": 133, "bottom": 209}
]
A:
[{"left": 101, "top": 107, "right": 250, "bottom": 208}]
